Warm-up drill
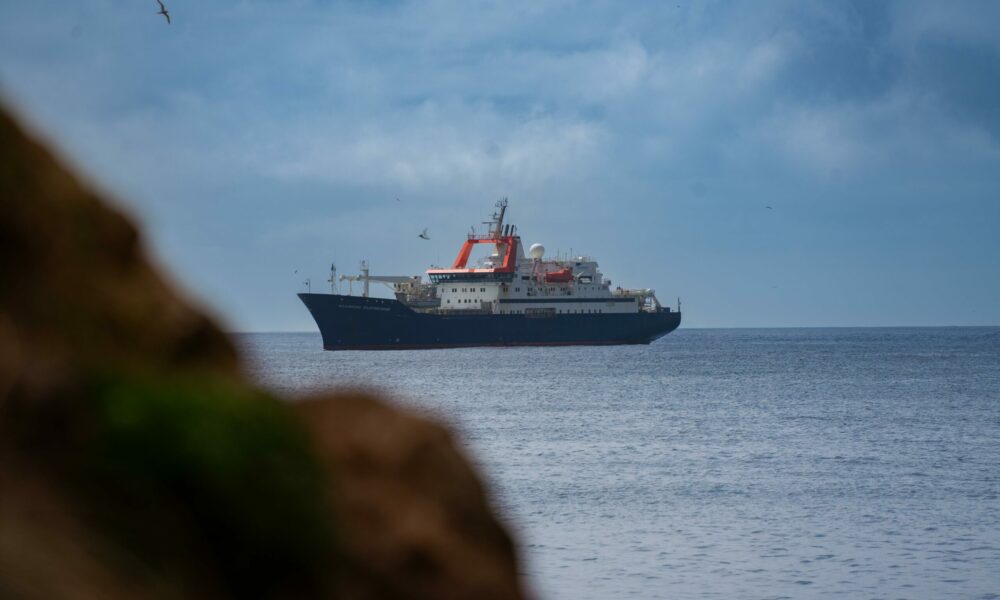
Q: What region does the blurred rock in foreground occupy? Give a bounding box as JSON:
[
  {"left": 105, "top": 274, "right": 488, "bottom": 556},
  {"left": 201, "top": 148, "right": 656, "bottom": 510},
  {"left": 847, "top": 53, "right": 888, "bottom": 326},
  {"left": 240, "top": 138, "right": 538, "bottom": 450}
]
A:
[{"left": 0, "top": 104, "right": 526, "bottom": 600}]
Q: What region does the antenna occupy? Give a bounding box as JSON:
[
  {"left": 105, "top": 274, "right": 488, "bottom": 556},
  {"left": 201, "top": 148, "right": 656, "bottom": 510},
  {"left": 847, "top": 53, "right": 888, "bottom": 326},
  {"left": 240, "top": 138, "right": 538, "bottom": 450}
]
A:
[
  {"left": 483, "top": 197, "right": 508, "bottom": 239},
  {"left": 328, "top": 262, "right": 338, "bottom": 294}
]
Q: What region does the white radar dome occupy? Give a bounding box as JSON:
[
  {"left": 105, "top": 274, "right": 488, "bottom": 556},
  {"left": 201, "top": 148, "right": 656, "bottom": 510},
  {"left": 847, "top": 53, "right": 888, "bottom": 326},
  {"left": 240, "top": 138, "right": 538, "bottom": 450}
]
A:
[{"left": 529, "top": 243, "right": 545, "bottom": 260}]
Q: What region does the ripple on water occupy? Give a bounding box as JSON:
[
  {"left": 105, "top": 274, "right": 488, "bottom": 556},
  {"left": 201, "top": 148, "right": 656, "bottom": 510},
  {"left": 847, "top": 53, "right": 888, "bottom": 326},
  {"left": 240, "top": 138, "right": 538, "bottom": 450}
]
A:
[{"left": 241, "top": 327, "right": 1000, "bottom": 599}]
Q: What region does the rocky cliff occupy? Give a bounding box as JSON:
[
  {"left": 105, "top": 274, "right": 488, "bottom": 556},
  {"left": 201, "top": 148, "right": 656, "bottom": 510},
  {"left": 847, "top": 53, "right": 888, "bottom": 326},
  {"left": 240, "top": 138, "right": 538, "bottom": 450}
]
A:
[{"left": 0, "top": 104, "right": 526, "bottom": 600}]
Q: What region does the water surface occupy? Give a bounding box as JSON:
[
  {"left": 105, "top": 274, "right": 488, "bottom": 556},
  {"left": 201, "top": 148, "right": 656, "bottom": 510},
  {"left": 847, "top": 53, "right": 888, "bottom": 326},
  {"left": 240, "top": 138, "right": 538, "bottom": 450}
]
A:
[{"left": 239, "top": 327, "right": 1000, "bottom": 599}]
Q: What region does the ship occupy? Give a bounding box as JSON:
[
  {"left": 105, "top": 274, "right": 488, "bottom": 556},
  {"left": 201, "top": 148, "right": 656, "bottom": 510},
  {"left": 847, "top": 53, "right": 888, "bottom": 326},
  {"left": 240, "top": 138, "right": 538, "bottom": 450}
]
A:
[{"left": 298, "top": 200, "right": 681, "bottom": 350}]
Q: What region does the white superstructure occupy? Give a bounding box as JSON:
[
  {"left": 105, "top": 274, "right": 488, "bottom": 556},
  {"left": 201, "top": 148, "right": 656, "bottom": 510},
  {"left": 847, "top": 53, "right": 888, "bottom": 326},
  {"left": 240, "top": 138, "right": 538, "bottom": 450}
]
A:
[{"left": 341, "top": 200, "right": 665, "bottom": 316}]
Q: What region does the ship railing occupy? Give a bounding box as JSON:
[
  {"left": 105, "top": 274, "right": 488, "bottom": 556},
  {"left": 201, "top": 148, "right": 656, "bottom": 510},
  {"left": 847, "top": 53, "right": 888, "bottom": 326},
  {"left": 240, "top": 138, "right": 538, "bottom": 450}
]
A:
[{"left": 424, "top": 307, "right": 494, "bottom": 315}]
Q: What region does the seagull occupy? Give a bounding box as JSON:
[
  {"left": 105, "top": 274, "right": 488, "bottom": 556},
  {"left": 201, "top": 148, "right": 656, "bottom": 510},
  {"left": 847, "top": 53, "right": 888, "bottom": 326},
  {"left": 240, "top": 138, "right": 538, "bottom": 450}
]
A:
[
  {"left": 765, "top": 205, "right": 773, "bottom": 209},
  {"left": 156, "top": 0, "right": 171, "bottom": 24},
  {"left": 418, "top": 228, "right": 430, "bottom": 240}
]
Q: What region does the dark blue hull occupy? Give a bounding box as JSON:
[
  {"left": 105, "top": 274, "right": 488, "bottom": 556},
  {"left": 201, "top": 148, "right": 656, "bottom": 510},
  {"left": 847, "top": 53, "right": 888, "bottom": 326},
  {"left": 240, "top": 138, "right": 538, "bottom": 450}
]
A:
[{"left": 298, "top": 293, "right": 681, "bottom": 350}]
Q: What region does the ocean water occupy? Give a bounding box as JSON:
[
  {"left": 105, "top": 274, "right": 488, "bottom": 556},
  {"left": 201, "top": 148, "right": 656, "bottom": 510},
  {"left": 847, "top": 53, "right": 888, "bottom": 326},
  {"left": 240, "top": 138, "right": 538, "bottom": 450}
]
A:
[{"left": 238, "top": 327, "right": 1000, "bottom": 600}]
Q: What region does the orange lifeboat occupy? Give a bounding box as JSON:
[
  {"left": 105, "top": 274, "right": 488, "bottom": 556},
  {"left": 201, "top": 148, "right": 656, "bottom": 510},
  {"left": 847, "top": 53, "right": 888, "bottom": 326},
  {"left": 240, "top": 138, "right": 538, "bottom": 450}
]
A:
[{"left": 544, "top": 267, "right": 574, "bottom": 283}]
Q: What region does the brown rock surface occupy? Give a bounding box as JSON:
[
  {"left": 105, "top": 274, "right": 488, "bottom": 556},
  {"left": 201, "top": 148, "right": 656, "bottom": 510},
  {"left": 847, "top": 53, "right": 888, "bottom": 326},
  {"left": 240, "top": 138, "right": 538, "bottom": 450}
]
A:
[
  {"left": 0, "top": 103, "right": 527, "bottom": 599},
  {"left": 300, "top": 394, "right": 522, "bottom": 600}
]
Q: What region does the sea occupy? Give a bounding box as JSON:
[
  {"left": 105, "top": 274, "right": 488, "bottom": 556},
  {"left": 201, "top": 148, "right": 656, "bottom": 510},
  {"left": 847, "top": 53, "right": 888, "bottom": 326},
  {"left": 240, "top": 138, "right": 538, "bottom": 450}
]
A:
[{"left": 238, "top": 327, "right": 1000, "bottom": 600}]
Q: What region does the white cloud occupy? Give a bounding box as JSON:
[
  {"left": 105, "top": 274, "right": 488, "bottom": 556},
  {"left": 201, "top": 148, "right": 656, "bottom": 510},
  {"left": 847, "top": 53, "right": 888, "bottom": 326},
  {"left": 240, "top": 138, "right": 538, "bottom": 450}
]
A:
[
  {"left": 767, "top": 106, "right": 869, "bottom": 173},
  {"left": 890, "top": 0, "right": 1000, "bottom": 53},
  {"left": 737, "top": 33, "right": 800, "bottom": 90},
  {"left": 3, "top": 0, "right": 1000, "bottom": 328},
  {"left": 265, "top": 108, "right": 603, "bottom": 193}
]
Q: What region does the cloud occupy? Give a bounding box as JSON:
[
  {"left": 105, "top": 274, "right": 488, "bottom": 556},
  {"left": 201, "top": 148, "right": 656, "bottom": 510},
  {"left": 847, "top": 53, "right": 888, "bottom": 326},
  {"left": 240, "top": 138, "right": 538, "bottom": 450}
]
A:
[
  {"left": 8, "top": 0, "right": 996, "bottom": 193},
  {"left": 890, "top": 0, "right": 1000, "bottom": 53},
  {"left": 2, "top": 0, "right": 999, "bottom": 328},
  {"left": 265, "top": 107, "right": 604, "bottom": 192}
]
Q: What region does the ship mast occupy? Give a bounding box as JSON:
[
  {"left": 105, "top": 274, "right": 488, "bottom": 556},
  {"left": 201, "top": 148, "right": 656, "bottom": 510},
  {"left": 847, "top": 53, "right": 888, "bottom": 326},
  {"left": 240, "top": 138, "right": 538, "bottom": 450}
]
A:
[
  {"left": 438, "top": 198, "right": 518, "bottom": 273},
  {"left": 482, "top": 198, "right": 509, "bottom": 240},
  {"left": 492, "top": 198, "right": 506, "bottom": 239}
]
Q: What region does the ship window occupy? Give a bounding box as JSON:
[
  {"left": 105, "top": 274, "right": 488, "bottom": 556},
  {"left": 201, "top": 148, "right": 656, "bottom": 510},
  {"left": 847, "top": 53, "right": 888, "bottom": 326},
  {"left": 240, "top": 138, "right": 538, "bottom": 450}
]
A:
[
  {"left": 480, "top": 287, "right": 485, "bottom": 292},
  {"left": 446, "top": 299, "right": 450, "bottom": 304},
  {"left": 515, "top": 287, "right": 520, "bottom": 292}
]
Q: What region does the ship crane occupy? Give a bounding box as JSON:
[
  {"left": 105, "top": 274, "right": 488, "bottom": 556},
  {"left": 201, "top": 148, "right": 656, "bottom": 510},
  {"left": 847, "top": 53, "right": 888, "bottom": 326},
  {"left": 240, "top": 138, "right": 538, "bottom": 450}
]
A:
[{"left": 339, "top": 260, "right": 420, "bottom": 297}]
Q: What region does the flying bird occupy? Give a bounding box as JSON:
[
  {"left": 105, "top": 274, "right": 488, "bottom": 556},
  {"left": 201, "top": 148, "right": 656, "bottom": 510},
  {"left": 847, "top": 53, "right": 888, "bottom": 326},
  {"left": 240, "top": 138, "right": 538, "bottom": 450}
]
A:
[
  {"left": 765, "top": 206, "right": 773, "bottom": 209},
  {"left": 156, "top": 0, "right": 171, "bottom": 24},
  {"left": 418, "top": 228, "right": 430, "bottom": 240}
]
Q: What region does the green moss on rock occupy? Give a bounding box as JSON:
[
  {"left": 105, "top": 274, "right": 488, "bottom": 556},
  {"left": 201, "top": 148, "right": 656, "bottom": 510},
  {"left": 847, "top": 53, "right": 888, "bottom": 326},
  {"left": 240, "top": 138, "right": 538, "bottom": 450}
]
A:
[{"left": 75, "top": 371, "right": 338, "bottom": 597}]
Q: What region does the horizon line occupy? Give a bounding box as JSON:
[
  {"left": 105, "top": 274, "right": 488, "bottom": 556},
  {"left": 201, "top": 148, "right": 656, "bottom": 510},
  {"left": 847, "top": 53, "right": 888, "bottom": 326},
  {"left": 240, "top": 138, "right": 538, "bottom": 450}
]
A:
[{"left": 228, "top": 324, "right": 1000, "bottom": 335}]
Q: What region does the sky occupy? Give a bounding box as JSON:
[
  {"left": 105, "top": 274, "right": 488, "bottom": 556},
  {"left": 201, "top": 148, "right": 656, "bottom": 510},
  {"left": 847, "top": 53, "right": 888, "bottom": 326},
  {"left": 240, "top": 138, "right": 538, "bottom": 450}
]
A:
[{"left": 1, "top": 0, "right": 998, "bottom": 330}]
